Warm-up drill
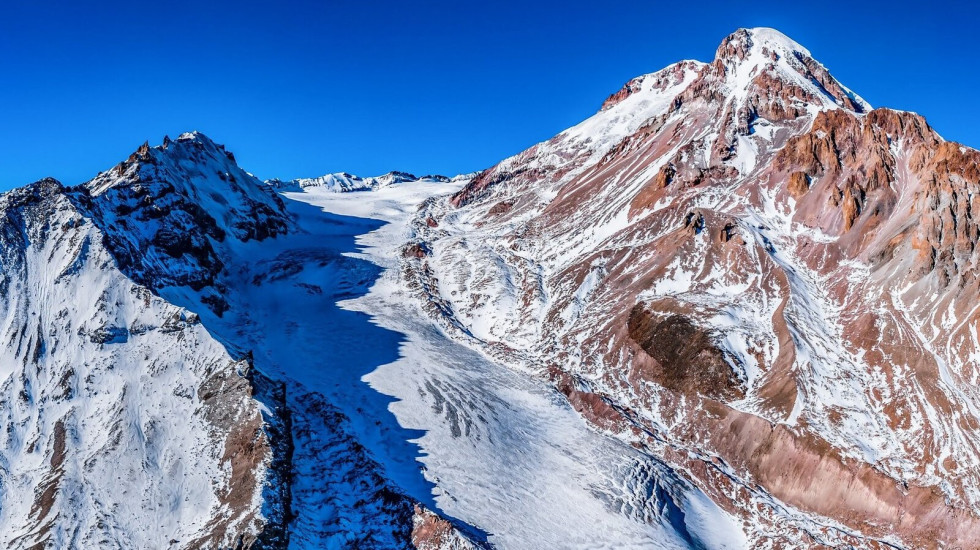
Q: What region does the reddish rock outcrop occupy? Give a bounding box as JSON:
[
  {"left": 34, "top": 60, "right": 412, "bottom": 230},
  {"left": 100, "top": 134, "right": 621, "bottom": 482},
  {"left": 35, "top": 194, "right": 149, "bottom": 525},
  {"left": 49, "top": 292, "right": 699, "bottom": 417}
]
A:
[{"left": 411, "top": 505, "right": 482, "bottom": 550}]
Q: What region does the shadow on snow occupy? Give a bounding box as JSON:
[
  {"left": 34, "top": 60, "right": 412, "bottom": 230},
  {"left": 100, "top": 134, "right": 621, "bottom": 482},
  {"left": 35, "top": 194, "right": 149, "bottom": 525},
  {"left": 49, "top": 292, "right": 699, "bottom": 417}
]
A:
[{"left": 163, "top": 196, "right": 490, "bottom": 546}]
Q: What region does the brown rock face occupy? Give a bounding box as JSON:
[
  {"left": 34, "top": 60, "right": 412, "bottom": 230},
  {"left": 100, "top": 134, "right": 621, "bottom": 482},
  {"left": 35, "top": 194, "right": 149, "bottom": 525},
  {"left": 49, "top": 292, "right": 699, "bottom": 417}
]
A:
[
  {"left": 407, "top": 27, "right": 980, "bottom": 548},
  {"left": 627, "top": 306, "right": 745, "bottom": 401},
  {"left": 411, "top": 505, "right": 483, "bottom": 550},
  {"left": 601, "top": 76, "right": 644, "bottom": 111},
  {"left": 186, "top": 364, "right": 271, "bottom": 549},
  {"left": 787, "top": 171, "right": 809, "bottom": 197}
]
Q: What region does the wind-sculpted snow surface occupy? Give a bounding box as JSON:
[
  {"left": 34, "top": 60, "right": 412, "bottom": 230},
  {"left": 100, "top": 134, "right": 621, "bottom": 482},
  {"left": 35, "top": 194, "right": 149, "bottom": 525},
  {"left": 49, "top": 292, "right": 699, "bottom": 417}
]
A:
[{"left": 411, "top": 27, "right": 980, "bottom": 548}]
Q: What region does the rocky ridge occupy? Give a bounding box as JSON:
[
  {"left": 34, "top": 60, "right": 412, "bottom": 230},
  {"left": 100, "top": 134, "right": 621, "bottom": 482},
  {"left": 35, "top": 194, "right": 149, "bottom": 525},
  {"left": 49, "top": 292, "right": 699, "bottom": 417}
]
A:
[{"left": 0, "top": 178, "right": 269, "bottom": 548}]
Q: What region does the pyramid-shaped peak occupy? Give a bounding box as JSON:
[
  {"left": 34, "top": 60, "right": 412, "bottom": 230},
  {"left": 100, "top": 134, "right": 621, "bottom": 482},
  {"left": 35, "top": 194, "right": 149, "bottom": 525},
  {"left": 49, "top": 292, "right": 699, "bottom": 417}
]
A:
[
  {"left": 709, "top": 27, "right": 870, "bottom": 113},
  {"left": 83, "top": 132, "right": 243, "bottom": 195},
  {"left": 716, "top": 27, "right": 811, "bottom": 63},
  {"left": 169, "top": 131, "right": 235, "bottom": 157}
]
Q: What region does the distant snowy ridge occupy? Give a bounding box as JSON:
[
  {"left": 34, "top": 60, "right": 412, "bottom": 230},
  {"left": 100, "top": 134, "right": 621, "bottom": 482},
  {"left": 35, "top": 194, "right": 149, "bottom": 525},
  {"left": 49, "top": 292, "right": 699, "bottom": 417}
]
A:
[{"left": 268, "top": 171, "right": 473, "bottom": 193}]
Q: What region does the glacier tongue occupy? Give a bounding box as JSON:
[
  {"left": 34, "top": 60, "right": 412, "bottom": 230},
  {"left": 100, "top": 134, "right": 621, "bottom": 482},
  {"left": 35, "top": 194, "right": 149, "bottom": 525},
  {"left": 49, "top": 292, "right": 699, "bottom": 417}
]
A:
[{"left": 269, "top": 181, "right": 747, "bottom": 549}]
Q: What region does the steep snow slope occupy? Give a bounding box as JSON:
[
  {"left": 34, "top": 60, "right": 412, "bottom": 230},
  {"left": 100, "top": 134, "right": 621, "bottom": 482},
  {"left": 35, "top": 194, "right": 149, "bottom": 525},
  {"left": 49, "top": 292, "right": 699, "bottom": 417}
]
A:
[
  {"left": 410, "top": 27, "right": 980, "bottom": 548},
  {"left": 0, "top": 180, "right": 268, "bottom": 548}
]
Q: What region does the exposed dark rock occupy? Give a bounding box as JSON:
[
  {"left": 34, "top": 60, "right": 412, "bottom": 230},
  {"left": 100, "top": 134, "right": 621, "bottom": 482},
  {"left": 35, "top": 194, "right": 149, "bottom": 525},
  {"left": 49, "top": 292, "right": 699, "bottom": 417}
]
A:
[{"left": 627, "top": 305, "right": 745, "bottom": 401}]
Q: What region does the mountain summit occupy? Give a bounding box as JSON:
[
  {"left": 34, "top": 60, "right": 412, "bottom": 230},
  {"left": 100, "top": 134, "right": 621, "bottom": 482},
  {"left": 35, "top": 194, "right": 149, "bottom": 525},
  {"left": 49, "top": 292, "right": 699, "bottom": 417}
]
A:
[{"left": 711, "top": 27, "right": 870, "bottom": 112}]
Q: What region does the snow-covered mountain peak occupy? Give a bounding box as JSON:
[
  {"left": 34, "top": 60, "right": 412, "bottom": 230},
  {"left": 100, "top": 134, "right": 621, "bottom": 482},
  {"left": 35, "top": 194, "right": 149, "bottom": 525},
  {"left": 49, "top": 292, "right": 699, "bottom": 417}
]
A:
[
  {"left": 176, "top": 130, "right": 210, "bottom": 142},
  {"left": 72, "top": 133, "right": 291, "bottom": 292},
  {"left": 0, "top": 168, "right": 271, "bottom": 548},
  {"left": 452, "top": 27, "right": 876, "bottom": 207},
  {"left": 430, "top": 26, "right": 980, "bottom": 549},
  {"left": 716, "top": 27, "right": 811, "bottom": 63},
  {"left": 86, "top": 131, "right": 246, "bottom": 195},
  {"left": 711, "top": 27, "right": 870, "bottom": 114},
  {"left": 81, "top": 132, "right": 290, "bottom": 237}
]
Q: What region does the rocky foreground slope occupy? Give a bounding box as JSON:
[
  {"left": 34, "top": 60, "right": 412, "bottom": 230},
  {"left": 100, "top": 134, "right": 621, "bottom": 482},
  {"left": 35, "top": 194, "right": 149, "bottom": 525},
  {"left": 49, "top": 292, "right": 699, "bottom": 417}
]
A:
[
  {"left": 0, "top": 170, "right": 271, "bottom": 546},
  {"left": 409, "top": 27, "right": 980, "bottom": 548}
]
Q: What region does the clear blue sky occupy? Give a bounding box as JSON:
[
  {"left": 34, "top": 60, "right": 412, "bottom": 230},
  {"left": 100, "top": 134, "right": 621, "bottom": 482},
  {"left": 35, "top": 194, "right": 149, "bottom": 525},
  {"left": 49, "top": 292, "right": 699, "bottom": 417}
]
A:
[{"left": 1, "top": 1, "right": 977, "bottom": 190}]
